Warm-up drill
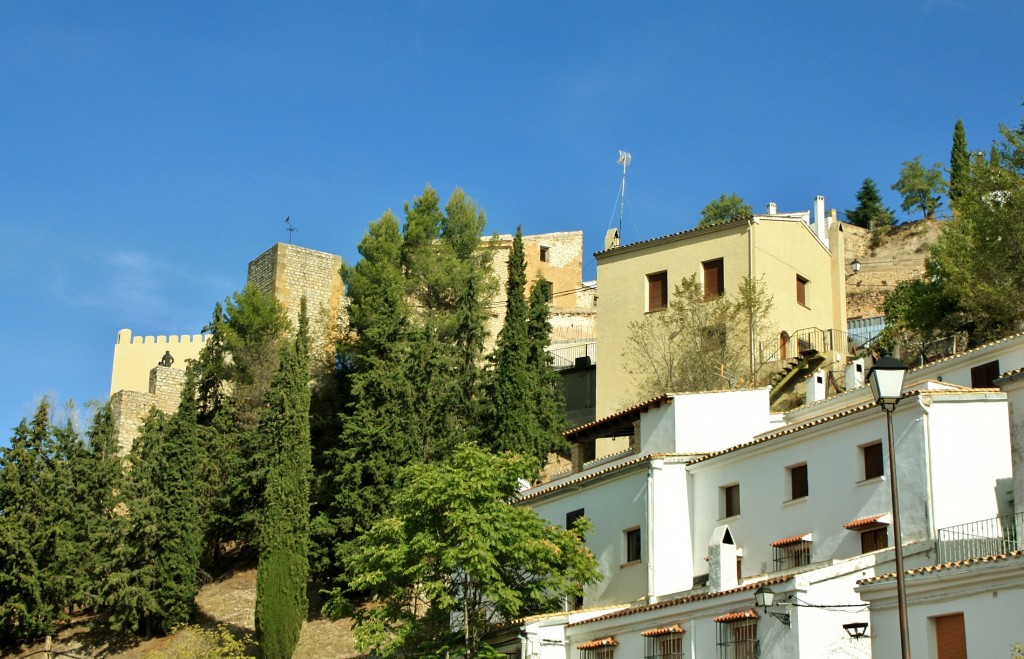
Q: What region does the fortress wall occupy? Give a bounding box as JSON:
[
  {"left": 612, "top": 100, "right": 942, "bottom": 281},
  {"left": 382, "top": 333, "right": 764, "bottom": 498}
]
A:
[
  {"left": 109, "top": 329, "right": 208, "bottom": 396},
  {"left": 110, "top": 389, "right": 155, "bottom": 454}
]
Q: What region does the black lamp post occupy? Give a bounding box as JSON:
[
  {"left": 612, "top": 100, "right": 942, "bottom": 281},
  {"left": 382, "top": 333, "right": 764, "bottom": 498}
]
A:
[{"left": 867, "top": 352, "right": 911, "bottom": 659}]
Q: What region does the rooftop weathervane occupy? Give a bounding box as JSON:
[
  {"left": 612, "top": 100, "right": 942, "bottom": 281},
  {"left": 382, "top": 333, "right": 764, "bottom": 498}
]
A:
[{"left": 284, "top": 216, "right": 298, "bottom": 244}]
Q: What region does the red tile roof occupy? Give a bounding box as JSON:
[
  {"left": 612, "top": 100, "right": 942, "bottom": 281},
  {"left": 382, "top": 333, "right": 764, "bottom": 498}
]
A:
[
  {"left": 845, "top": 513, "right": 890, "bottom": 530},
  {"left": 713, "top": 609, "right": 759, "bottom": 623},
  {"left": 577, "top": 637, "right": 618, "bottom": 649},
  {"left": 770, "top": 533, "right": 811, "bottom": 548},
  {"left": 858, "top": 550, "right": 1024, "bottom": 585},
  {"left": 641, "top": 624, "right": 685, "bottom": 637}
]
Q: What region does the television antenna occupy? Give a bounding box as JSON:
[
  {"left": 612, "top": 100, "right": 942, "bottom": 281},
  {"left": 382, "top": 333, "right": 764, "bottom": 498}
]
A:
[
  {"left": 617, "top": 150, "right": 632, "bottom": 236},
  {"left": 284, "top": 216, "right": 298, "bottom": 244}
]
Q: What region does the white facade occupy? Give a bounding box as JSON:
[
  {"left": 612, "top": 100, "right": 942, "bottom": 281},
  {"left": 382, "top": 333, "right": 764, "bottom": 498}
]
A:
[{"left": 515, "top": 375, "right": 1014, "bottom": 658}]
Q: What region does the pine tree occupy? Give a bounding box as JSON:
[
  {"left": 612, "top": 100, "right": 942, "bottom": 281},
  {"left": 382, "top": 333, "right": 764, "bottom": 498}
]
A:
[
  {"left": 892, "top": 156, "right": 947, "bottom": 220},
  {"left": 845, "top": 179, "right": 895, "bottom": 230},
  {"left": 255, "top": 300, "right": 312, "bottom": 659},
  {"left": 950, "top": 118, "right": 970, "bottom": 204}
]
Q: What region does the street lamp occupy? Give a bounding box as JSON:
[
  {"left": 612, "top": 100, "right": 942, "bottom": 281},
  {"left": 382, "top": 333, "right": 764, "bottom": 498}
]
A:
[
  {"left": 867, "top": 352, "right": 911, "bottom": 659},
  {"left": 753, "top": 585, "right": 791, "bottom": 626}
]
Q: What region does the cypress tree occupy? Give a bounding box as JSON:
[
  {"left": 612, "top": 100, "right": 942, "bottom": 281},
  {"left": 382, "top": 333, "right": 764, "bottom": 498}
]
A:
[
  {"left": 484, "top": 227, "right": 534, "bottom": 457},
  {"left": 950, "top": 119, "right": 970, "bottom": 205},
  {"left": 255, "top": 300, "right": 312, "bottom": 659},
  {"left": 527, "top": 280, "right": 569, "bottom": 456}
]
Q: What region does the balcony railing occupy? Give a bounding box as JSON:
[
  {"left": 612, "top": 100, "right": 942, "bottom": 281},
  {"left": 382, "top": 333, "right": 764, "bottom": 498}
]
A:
[{"left": 936, "top": 512, "right": 1024, "bottom": 564}]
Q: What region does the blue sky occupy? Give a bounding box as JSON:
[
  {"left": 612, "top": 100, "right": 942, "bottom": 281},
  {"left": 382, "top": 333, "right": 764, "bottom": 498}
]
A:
[{"left": 2, "top": 1, "right": 1023, "bottom": 438}]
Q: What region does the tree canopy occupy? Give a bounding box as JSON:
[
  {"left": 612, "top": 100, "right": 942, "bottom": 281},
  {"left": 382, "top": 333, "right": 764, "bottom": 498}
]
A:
[
  {"left": 329, "top": 443, "right": 600, "bottom": 658},
  {"left": 846, "top": 178, "right": 895, "bottom": 231},
  {"left": 697, "top": 193, "right": 752, "bottom": 228},
  {"left": 892, "top": 156, "right": 947, "bottom": 220}
]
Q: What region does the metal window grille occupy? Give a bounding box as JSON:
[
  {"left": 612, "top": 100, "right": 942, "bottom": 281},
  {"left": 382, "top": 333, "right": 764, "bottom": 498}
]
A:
[
  {"left": 580, "top": 648, "right": 616, "bottom": 659},
  {"left": 716, "top": 620, "right": 758, "bottom": 659},
  {"left": 772, "top": 540, "right": 811, "bottom": 571},
  {"left": 645, "top": 633, "right": 684, "bottom": 658}
]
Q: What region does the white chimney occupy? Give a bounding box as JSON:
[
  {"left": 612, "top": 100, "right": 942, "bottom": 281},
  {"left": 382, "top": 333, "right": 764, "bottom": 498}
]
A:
[
  {"left": 846, "top": 358, "right": 867, "bottom": 390},
  {"left": 767, "top": 202, "right": 777, "bottom": 216},
  {"left": 805, "top": 369, "right": 827, "bottom": 404},
  {"left": 708, "top": 525, "right": 738, "bottom": 592},
  {"left": 814, "top": 195, "right": 827, "bottom": 244}
]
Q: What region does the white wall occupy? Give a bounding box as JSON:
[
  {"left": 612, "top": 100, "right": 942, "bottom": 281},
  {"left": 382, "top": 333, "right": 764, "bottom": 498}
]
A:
[{"left": 670, "top": 388, "right": 781, "bottom": 454}]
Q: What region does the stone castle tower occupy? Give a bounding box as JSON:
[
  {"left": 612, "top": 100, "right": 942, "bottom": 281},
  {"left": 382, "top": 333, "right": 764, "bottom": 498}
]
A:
[{"left": 108, "top": 242, "right": 346, "bottom": 453}]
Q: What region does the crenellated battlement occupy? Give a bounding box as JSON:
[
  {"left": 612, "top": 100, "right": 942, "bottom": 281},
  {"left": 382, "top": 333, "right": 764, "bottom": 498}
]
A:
[
  {"left": 116, "top": 328, "right": 207, "bottom": 346},
  {"left": 110, "top": 328, "right": 209, "bottom": 396}
]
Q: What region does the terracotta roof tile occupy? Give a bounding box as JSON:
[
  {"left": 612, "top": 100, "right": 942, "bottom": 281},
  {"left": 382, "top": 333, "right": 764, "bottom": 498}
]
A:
[
  {"left": 641, "top": 623, "right": 686, "bottom": 637},
  {"left": 770, "top": 533, "right": 811, "bottom": 548},
  {"left": 713, "top": 609, "right": 759, "bottom": 623},
  {"left": 845, "top": 513, "right": 890, "bottom": 530},
  {"left": 518, "top": 453, "right": 695, "bottom": 502},
  {"left": 858, "top": 549, "right": 1024, "bottom": 585},
  {"left": 567, "top": 575, "right": 792, "bottom": 627},
  {"left": 577, "top": 637, "right": 618, "bottom": 649}
]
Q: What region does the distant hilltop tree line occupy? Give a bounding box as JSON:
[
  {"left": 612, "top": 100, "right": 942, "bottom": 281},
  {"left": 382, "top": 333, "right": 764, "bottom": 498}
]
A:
[{"left": 0, "top": 187, "right": 598, "bottom": 658}]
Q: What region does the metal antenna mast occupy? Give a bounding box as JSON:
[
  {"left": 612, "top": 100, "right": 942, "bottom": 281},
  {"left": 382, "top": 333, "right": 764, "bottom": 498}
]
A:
[
  {"left": 284, "top": 216, "right": 298, "bottom": 244},
  {"left": 617, "top": 150, "right": 632, "bottom": 236}
]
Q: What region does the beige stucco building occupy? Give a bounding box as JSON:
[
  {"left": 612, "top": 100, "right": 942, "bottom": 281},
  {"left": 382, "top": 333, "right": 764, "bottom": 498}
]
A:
[{"left": 595, "top": 197, "right": 848, "bottom": 416}]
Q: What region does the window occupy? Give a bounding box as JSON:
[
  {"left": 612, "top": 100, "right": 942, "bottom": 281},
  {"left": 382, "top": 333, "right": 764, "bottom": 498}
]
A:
[
  {"left": 703, "top": 258, "right": 725, "bottom": 299},
  {"left": 862, "top": 442, "right": 884, "bottom": 480},
  {"left": 933, "top": 612, "right": 967, "bottom": 659},
  {"left": 625, "top": 527, "right": 641, "bottom": 564},
  {"left": 796, "top": 275, "right": 809, "bottom": 307},
  {"left": 721, "top": 484, "right": 740, "bottom": 518},
  {"left": 579, "top": 638, "right": 618, "bottom": 659},
  {"left": 566, "top": 509, "right": 585, "bottom": 532},
  {"left": 787, "top": 464, "right": 808, "bottom": 500},
  {"left": 648, "top": 271, "right": 668, "bottom": 311},
  {"left": 715, "top": 615, "right": 758, "bottom": 659},
  {"left": 539, "top": 245, "right": 550, "bottom": 262},
  {"left": 970, "top": 360, "right": 1000, "bottom": 388},
  {"left": 643, "top": 625, "right": 685, "bottom": 659},
  {"left": 772, "top": 538, "right": 811, "bottom": 570},
  {"left": 861, "top": 527, "right": 888, "bottom": 553}
]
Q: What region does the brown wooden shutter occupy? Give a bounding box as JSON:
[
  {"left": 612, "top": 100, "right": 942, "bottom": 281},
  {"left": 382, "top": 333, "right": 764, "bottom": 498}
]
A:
[
  {"left": 934, "top": 613, "right": 967, "bottom": 659},
  {"left": 796, "top": 275, "right": 807, "bottom": 306},
  {"left": 703, "top": 259, "right": 724, "bottom": 299},
  {"left": 970, "top": 360, "right": 1000, "bottom": 388},
  {"left": 648, "top": 272, "right": 667, "bottom": 311}
]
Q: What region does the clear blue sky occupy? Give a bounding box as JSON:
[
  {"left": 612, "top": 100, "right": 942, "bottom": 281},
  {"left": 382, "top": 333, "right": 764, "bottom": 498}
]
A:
[{"left": 2, "top": 1, "right": 1023, "bottom": 438}]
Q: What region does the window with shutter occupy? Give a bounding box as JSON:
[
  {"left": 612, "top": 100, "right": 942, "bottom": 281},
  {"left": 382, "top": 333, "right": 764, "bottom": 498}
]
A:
[
  {"left": 970, "top": 360, "right": 1000, "bottom": 388},
  {"left": 933, "top": 612, "right": 967, "bottom": 659},
  {"left": 703, "top": 258, "right": 724, "bottom": 299},
  {"left": 648, "top": 272, "right": 668, "bottom": 311}
]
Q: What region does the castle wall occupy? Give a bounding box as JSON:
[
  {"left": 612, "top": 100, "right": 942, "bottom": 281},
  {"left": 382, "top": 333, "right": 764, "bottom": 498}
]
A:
[
  {"left": 110, "top": 365, "right": 188, "bottom": 454},
  {"left": 109, "top": 329, "right": 207, "bottom": 396}
]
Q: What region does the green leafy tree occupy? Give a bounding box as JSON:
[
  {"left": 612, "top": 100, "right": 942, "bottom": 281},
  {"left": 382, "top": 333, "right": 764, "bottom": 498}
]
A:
[
  {"left": 623, "top": 275, "right": 775, "bottom": 402},
  {"left": 328, "top": 443, "right": 600, "bottom": 658},
  {"left": 697, "top": 193, "right": 752, "bottom": 228},
  {"left": 884, "top": 110, "right": 1024, "bottom": 348},
  {"left": 892, "top": 156, "right": 947, "bottom": 220},
  {"left": 846, "top": 178, "right": 896, "bottom": 230},
  {"left": 255, "top": 301, "right": 312, "bottom": 659},
  {"left": 949, "top": 119, "right": 970, "bottom": 204}
]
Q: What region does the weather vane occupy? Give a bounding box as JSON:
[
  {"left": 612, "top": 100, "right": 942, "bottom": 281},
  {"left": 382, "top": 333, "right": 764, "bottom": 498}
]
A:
[
  {"left": 284, "top": 216, "right": 298, "bottom": 244},
  {"left": 617, "top": 150, "right": 632, "bottom": 236}
]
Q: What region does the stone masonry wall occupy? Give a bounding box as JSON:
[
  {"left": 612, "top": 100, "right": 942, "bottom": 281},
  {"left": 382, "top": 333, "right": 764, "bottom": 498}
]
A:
[{"left": 248, "top": 243, "right": 346, "bottom": 368}]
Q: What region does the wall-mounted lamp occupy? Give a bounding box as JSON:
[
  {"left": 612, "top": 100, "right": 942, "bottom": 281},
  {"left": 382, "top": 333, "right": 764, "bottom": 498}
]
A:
[
  {"left": 843, "top": 622, "right": 869, "bottom": 639},
  {"left": 847, "top": 258, "right": 861, "bottom": 278},
  {"left": 753, "top": 586, "right": 791, "bottom": 626}
]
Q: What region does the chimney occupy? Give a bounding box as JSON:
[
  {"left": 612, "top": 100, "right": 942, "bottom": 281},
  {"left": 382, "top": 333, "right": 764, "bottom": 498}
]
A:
[
  {"left": 814, "top": 195, "right": 828, "bottom": 245},
  {"left": 767, "top": 202, "right": 777, "bottom": 216},
  {"left": 708, "top": 525, "right": 738, "bottom": 592},
  {"left": 846, "top": 358, "right": 867, "bottom": 390},
  {"left": 805, "top": 369, "right": 827, "bottom": 404}
]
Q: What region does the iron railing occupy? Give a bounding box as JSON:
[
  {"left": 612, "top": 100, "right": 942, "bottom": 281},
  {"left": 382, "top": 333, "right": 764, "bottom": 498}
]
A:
[
  {"left": 549, "top": 341, "right": 597, "bottom": 370},
  {"left": 937, "top": 512, "right": 1024, "bottom": 564},
  {"left": 758, "top": 327, "right": 856, "bottom": 366}
]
